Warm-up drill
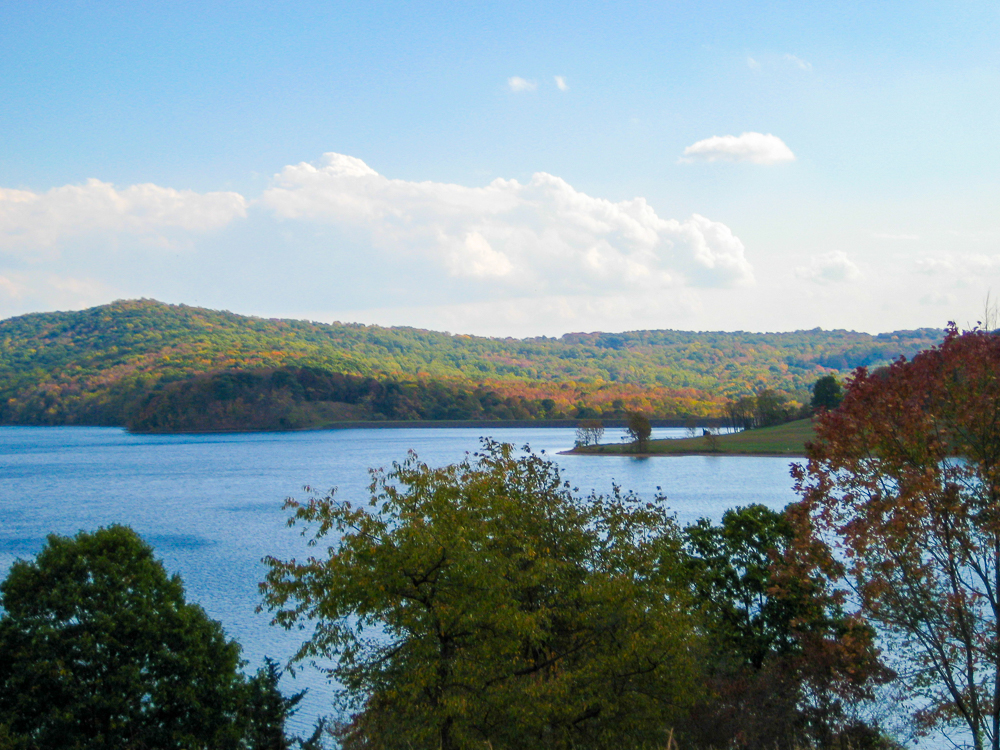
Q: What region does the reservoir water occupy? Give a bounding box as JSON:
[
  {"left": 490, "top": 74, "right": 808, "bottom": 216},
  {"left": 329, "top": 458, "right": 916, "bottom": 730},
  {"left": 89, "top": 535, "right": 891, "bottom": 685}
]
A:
[{"left": 0, "top": 425, "right": 802, "bottom": 736}]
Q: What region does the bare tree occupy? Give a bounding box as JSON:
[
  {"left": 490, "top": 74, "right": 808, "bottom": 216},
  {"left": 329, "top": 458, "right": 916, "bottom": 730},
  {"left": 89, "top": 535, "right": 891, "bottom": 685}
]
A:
[{"left": 574, "top": 419, "right": 605, "bottom": 447}]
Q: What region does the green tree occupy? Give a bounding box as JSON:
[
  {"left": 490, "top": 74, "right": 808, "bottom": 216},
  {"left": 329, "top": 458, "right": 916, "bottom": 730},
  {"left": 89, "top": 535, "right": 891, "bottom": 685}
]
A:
[
  {"left": 685, "top": 506, "right": 801, "bottom": 669},
  {"left": 625, "top": 410, "right": 652, "bottom": 452},
  {"left": 754, "top": 389, "right": 792, "bottom": 428},
  {"left": 793, "top": 326, "right": 1000, "bottom": 750},
  {"left": 810, "top": 375, "right": 843, "bottom": 412},
  {"left": 242, "top": 658, "right": 320, "bottom": 750},
  {"left": 261, "top": 441, "right": 702, "bottom": 750},
  {"left": 680, "top": 506, "right": 891, "bottom": 750},
  {"left": 726, "top": 396, "right": 758, "bottom": 431},
  {"left": 0, "top": 526, "right": 299, "bottom": 750}
]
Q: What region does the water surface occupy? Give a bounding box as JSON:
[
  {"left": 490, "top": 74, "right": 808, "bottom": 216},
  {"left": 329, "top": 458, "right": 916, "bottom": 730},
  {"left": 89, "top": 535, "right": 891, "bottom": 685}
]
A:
[{"left": 0, "top": 425, "right": 801, "bottom": 734}]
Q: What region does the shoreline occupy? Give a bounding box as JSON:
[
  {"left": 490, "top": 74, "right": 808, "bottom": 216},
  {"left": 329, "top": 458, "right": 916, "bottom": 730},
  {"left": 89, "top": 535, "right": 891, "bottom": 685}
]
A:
[
  {"left": 559, "top": 448, "right": 806, "bottom": 458},
  {"left": 0, "top": 417, "right": 729, "bottom": 436},
  {"left": 123, "top": 416, "right": 729, "bottom": 435},
  {"left": 563, "top": 418, "right": 814, "bottom": 458}
]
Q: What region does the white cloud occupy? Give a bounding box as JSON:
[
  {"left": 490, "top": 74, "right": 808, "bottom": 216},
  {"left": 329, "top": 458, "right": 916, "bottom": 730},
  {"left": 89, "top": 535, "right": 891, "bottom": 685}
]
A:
[
  {"left": 747, "top": 57, "right": 760, "bottom": 69},
  {"left": 447, "top": 231, "right": 513, "bottom": 278},
  {"left": 261, "top": 152, "right": 755, "bottom": 291},
  {"left": 0, "top": 180, "right": 247, "bottom": 254},
  {"left": 0, "top": 155, "right": 761, "bottom": 331},
  {"left": 507, "top": 76, "right": 537, "bottom": 92},
  {"left": 680, "top": 132, "right": 795, "bottom": 165},
  {"left": 916, "top": 254, "right": 1000, "bottom": 276},
  {"left": 784, "top": 54, "right": 813, "bottom": 71},
  {"left": 795, "top": 252, "right": 862, "bottom": 284},
  {"left": 554, "top": 75, "right": 568, "bottom": 91}
]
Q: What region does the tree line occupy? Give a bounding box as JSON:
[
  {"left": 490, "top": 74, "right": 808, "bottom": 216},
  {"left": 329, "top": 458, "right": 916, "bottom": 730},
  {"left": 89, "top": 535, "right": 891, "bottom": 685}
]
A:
[
  {"left": 724, "top": 375, "right": 843, "bottom": 432},
  {"left": 0, "top": 299, "right": 940, "bottom": 429},
  {"left": 7, "top": 324, "right": 999, "bottom": 749}
]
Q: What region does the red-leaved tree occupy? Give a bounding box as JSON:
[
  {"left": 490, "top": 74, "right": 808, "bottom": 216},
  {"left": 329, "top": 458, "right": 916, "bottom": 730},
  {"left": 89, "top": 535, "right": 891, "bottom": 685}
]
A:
[{"left": 792, "top": 325, "right": 1000, "bottom": 750}]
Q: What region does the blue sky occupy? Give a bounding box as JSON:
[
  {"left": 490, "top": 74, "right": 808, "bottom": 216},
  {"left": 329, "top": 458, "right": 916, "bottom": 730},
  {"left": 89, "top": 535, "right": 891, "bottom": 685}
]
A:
[{"left": 1, "top": 1, "right": 997, "bottom": 335}]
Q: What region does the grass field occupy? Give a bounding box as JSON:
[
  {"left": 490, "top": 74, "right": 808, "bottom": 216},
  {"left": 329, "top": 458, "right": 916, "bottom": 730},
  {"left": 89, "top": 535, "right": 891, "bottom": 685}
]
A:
[{"left": 568, "top": 418, "right": 816, "bottom": 456}]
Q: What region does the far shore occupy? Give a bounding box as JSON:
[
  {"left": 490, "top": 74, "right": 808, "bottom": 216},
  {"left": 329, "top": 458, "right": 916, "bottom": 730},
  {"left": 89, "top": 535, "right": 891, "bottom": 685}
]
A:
[{"left": 122, "top": 417, "right": 730, "bottom": 435}]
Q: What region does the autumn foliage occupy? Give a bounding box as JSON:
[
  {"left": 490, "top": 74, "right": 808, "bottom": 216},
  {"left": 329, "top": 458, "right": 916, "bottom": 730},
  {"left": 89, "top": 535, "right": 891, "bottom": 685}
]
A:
[
  {"left": 261, "top": 441, "right": 703, "bottom": 750},
  {"left": 793, "top": 325, "right": 1000, "bottom": 750},
  {"left": 0, "top": 299, "right": 942, "bottom": 429}
]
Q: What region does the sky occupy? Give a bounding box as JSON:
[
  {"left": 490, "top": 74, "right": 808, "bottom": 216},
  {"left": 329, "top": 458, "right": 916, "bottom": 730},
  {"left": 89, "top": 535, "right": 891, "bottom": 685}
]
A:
[{"left": 1, "top": 0, "right": 998, "bottom": 337}]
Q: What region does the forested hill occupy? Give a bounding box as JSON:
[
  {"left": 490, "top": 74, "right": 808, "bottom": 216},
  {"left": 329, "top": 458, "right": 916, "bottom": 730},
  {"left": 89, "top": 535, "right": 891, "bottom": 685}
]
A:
[{"left": 0, "top": 299, "right": 942, "bottom": 430}]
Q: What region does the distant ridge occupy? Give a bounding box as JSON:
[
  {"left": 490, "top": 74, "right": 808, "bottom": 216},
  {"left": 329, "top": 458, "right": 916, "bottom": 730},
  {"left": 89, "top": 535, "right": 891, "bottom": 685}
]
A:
[{"left": 0, "top": 299, "right": 943, "bottom": 430}]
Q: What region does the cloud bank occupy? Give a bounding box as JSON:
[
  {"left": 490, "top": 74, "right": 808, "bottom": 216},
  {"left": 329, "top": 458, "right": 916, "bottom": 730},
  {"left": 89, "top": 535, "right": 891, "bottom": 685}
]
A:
[
  {"left": 0, "top": 153, "right": 759, "bottom": 331},
  {"left": 0, "top": 180, "right": 247, "bottom": 253},
  {"left": 261, "top": 153, "right": 754, "bottom": 291},
  {"left": 681, "top": 132, "right": 795, "bottom": 165}
]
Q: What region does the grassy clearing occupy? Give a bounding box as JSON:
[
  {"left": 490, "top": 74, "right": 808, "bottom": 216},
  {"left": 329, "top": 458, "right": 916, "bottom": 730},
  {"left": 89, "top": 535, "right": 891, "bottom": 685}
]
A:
[{"left": 568, "top": 418, "right": 816, "bottom": 457}]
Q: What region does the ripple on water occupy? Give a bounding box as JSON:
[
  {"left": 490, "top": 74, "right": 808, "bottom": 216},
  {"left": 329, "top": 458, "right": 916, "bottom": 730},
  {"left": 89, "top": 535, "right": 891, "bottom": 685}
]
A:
[{"left": 0, "top": 425, "right": 800, "bottom": 736}]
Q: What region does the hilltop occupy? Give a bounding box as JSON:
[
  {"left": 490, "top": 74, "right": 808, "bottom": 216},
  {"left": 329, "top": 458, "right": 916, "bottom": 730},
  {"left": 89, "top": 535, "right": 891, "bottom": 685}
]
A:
[{"left": 0, "top": 299, "right": 942, "bottom": 431}]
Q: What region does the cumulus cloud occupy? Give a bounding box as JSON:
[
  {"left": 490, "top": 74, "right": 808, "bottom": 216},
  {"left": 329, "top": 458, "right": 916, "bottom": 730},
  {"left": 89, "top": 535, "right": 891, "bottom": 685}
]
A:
[
  {"left": 0, "top": 180, "right": 246, "bottom": 254},
  {"left": 507, "top": 76, "right": 537, "bottom": 92},
  {"left": 260, "top": 152, "right": 755, "bottom": 291},
  {"left": 795, "top": 252, "right": 862, "bottom": 284},
  {"left": 554, "top": 75, "right": 568, "bottom": 91},
  {"left": 784, "top": 54, "right": 812, "bottom": 71},
  {"left": 0, "top": 155, "right": 760, "bottom": 329},
  {"left": 680, "top": 132, "right": 795, "bottom": 165}
]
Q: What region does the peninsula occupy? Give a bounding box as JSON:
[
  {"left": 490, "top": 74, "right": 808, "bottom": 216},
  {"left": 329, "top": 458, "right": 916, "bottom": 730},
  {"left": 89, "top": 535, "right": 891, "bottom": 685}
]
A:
[{"left": 564, "top": 419, "right": 815, "bottom": 457}]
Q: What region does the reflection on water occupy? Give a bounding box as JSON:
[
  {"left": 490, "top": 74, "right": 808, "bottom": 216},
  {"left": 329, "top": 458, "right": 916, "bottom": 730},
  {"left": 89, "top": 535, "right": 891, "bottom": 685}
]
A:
[{"left": 0, "top": 425, "right": 801, "bottom": 734}]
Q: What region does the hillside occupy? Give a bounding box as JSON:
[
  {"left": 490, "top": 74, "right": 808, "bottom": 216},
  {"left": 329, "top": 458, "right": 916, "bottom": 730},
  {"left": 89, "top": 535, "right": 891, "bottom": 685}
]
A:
[{"left": 0, "top": 299, "right": 942, "bottom": 431}]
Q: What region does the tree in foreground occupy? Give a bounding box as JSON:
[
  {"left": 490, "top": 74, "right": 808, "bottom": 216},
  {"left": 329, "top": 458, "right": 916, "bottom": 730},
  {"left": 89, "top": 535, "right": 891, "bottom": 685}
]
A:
[
  {"left": 261, "top": 440, "right": 702, "bottom": 750},
  {"left": 0, "top": 525, "right": 306, "bottom": 750},
  {"left": 681, "top": 505, "right": 893, "bottom": 750},
  {"left": 793, "top": 326, "right": 1000, "bottom": 750}
]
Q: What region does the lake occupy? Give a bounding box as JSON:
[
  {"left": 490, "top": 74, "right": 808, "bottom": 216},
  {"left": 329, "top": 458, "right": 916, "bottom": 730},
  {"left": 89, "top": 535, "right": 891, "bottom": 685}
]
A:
[{"left": 0, "top": 425, "right": 803, "bottom": 736}]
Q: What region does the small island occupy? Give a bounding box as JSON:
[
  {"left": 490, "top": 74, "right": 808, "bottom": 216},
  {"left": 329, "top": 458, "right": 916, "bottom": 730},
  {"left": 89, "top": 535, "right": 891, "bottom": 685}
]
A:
[{"left": 564, "top": 418, "right": 815, "bottom": 457}]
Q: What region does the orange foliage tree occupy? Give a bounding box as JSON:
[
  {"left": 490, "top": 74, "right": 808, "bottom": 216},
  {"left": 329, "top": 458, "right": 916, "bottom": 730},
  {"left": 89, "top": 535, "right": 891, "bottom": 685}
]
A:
[{"left": 792, "top": 326, "right": 1000, "bottom": 750}]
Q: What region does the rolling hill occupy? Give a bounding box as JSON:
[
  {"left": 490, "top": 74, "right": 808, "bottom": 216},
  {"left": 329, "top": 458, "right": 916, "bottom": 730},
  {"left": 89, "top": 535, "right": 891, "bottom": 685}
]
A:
[{"left": 0, "top": 299, "right": 943, "bottom": 431}]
